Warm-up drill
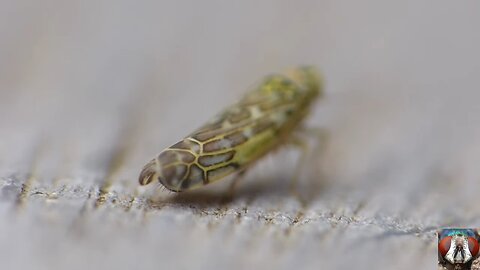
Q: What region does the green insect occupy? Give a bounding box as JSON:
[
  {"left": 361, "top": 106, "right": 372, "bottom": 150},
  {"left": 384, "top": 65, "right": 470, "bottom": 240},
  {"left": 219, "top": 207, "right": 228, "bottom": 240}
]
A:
[{"left": 139, "top": 67, "right": 323, "bottom": 192}]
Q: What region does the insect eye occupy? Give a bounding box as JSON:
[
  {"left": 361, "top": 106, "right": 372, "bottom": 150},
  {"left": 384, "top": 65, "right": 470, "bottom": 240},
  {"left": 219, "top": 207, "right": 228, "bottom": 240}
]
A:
[
  {"left": 468, "top": 237, "right": 479, "bottom": 257},
  {"left": 439, "top": 236, "right": 452, "bottom": 257}
]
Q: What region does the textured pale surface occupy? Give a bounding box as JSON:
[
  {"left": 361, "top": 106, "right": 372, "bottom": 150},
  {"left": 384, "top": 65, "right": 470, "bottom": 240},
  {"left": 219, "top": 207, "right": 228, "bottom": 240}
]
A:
[{"left": 1, "top": 1, "right": 480, "bottom": 269}]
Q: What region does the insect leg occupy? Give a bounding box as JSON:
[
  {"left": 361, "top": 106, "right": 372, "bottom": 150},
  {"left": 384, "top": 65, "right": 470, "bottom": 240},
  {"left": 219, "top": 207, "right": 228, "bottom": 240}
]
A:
[
  {"left": 221, "top": 170, "right": 247, "bottom": 204},
  {"left": 298, "top": 126, "right": 330, "bottom": 147},
  {"left": 286, "top": 136, "right": 309, "bottom": 205},
  {"left": 288, "top": 127, "right": 329, "bottom": 206}
]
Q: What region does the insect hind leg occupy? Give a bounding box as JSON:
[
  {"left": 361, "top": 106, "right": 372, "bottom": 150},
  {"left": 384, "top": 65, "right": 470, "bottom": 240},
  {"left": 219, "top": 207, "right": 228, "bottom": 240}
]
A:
[{"left": 220, "top": 170, "right": 247, "bottom": 204}]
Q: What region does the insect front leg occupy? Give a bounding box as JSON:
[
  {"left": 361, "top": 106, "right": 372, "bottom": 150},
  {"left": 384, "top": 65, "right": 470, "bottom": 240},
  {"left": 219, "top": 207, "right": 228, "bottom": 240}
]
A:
[{"left": 287, "top": 126, "right": 329, "bottom": 206}]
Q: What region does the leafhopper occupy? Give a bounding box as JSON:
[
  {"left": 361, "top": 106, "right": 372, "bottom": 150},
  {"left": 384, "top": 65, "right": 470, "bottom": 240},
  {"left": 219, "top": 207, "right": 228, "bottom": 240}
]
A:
[{"left": 139, "top": 67, "right": 323, "bottom": 192}]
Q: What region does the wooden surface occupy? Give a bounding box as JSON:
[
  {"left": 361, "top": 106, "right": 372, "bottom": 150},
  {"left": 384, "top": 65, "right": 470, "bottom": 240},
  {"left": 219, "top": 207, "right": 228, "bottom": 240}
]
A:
[{"left": 1, "top": 1, "right": 480, "bottom": 269}]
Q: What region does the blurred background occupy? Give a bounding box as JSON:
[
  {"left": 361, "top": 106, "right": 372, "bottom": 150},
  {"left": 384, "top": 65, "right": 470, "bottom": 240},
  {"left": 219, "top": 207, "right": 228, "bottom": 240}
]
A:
[{"left": 1, "top": 0, "right": 480, "bottom": 269}]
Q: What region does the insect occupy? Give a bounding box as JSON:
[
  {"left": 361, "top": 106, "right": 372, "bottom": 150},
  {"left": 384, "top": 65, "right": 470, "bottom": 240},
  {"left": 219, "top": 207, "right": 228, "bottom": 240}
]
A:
[
  {"left": 438, "top": 229, "right": 480, "bottom": 267},
  {"left": 138, "top": 66, "right": 323, "bottom": 192}
]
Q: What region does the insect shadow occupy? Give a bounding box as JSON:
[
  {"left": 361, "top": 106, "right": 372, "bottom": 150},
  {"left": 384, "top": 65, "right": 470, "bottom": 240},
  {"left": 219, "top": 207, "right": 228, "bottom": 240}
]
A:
[{"left": 148, "top": 173, "right": 328, "bottom": 209}]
